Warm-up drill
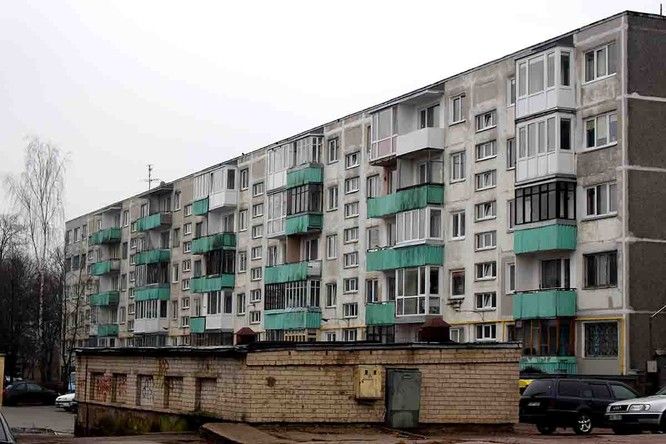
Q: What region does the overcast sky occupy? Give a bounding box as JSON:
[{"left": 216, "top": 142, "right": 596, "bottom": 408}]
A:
[{"left": 0, "top": 0, "right": 657, "bottom": 219}]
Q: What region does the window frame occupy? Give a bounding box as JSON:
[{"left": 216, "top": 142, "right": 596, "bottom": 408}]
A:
[
  {"left": 474, "top": 110, "right": 497, "bottom": 132},
  {"left": 450, "top": 151, "right": 466, "bottom": 183},
  {"left": 584, "top": 42, "right": 617, "bottom": 83},
  {"left": 584, "top": 112, "right": 618, "bottom": 150},
  {"left": 584, "top": 182, "right": 618, "bottom": 218},
  {"left": 449, "top": 94, "right": 465, "bottom": 125}
]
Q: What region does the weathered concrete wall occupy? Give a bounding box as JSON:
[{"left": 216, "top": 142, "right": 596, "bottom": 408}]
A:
[{"left": 75, "top": 343, "right": 520, "bottom": 436}]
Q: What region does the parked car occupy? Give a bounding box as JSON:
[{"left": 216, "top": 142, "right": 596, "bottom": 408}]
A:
[
  {"left": 605, "top": 385, "right": 666, "bottom": 434},
  {"left": 2, "top": 382, "right": 58, "bottom": 406},
  {"left": 55, "top": 392, "right": 76, "bottom": 411},
  {"left": 520, "top": 378, "right": 639, "bottom": 435},
  {"left": 0, "top": 410, "right": 16, "bottom": 443}
]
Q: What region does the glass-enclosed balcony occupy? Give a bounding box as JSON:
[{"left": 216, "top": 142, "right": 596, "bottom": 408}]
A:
[
  {"left": 514, "top": 223, "right": 577, "bottom": 254},
  {"left": 285, "top": 213, "right": 322, "bottom": 235},
  {"left": 135, "top": 283, "right": 171, "bottom": 301},
  {"left": 191, "top": 233, "right": 236, "bottom": 254},
  {"left": 97, "top": 324, "right": 119, "bottom": 337},
  {"left": 513, "top": 289, "right": 576, "bottom": 319},
  {"left": 264, "top": 260, "right": 321, "bottom": 285},
  {"left": 135, "top": 249, "right": 171, "bottom": 265},
  {"left": 190, "top": 274, "right": 235, "bottom": 293},
  {"left": 90, "top": 259, "right": 120, "bottom": 276},
  {"left": 264, "top": 308, "right": 322, "bottom": 331},
  {"left": 88, "top": 227, "right": 122, "bottom": 245},
  {"left": 287, "top": 165, "right": 323, "bottom": 188},
  {"left": 89, "top": 291, "right": 120, "bottom": 307},
  {"left": 367, "top": 184, "right": 444, "bottom": 218},
  {"left": 367, "top": 245, "right": 443, "bottom": 272},
  {"left": 192, "top": 165, "right": 238, "bottom": 213},
  {"left": 135, "top": 212, "right": 171, "bottom": 232},
  {"left": 365, "top": 302, "right": 396, "bottom": 326}
]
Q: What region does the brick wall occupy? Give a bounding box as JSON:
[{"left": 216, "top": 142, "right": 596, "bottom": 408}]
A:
[{"left": 75, "top": 343, "right": 520, "bottom": 433}]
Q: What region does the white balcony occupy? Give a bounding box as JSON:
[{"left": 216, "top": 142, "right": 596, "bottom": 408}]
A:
[
  {"left": 204, "top": 313, "right": 235, "bottom": 331},
  {"left": 516, "top": 151, "right": 575, "bottom": 183},
  {"left": 516, "top": 88, "right": 575, "bottom": 119},
  {"left": 209, "top": 189, "right": 238, "bottom": 211},
  {"left": 396, "top": 127, "right": 445, "bottom": 157},
  {"left": 133, "top": 318, "right": 167, "bottom": 333},
  {"left": 266, "top": 170, "right": 287, "bottom": 191}
]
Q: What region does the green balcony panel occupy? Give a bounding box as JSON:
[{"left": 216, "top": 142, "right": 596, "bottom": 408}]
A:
[
  {"left": 519, "top": 356, "right": 577, "bottom": 374},
  {"left": 90, "top": 260, "right": 119, "bottom": 276},
  {"left": 90, "top": 291, "right": 120, "bottom": 307},
  {"left": 264, "top": 308, "right": 322, "bottom": 330},
  {"left": 285, "top": 213, "right": 323, "bottom": 235},
  {"left": 97, "top": 324, "right": 119, "bottom": 337},
  {"left": 513, "top": 290, "right": 577, "bottom": 320},
  {"left": 367, "top": 184, "right": 444, "bottom": 218},
  {"left": 192, "top": 198, "right": 209, "bottom": 216},
  {"left": 514, "top": 224, "right": 577, "bottom": 254},
  {"left": 190, "top": 317, "right": 206, "bottom": 333},
  {"left": 365, "top": 302, "right": 396, "bottom": 326},
  {"left": 367, "top": 245, "right": 444, "bottom": 272},
  {"left": 287, "top": 165, "right": 323, "bottom": 188},
  {"left": 135, "top": 284, "right": 171, "bottom": 301},
  {"left": 264, "top": 261, "right": 321, "bottom": 284},
  {"left": 135, "top": 249, "right": 171, "bottom": 265},
  {"left": 190, "top": 274, "right": 235, "bottom": 293},
  {"left": 88, "top": 227, "right": 121, "bottom": 245},
  {"left": 136, "top": 213, "right": 171, "bottom": 231},
  {"left": 191, "top": 233, "right": 236, "bottom": 254}
]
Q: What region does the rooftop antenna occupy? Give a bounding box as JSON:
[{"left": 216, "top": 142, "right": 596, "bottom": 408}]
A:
[
  {"left": 143, "top": 164, "right": 160, "bottom": 190},
  {"left": 661, "top": 3, "right": 663, "bottom": 15}
]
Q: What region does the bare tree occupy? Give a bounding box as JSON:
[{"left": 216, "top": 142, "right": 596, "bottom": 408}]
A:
[
  {"left": 5, "top": 136, "right": 66, "bottom": 381},
  {"left": 0, "top": 213, "right": 23, "bottom": 263}
]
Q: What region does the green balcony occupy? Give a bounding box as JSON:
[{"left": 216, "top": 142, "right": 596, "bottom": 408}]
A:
[
  {"left": 285, "top": 213, "right": 323, "bottom": 235},
  {"left": 365, "top": 302, "right": 396, "bottom": 326},
  {"left": 135, "top": 284, "right": 171, "bottom": 301},
  {"left": 90, "top": 260, "right": 120, "bottom": 276},
  {"left": 264, "top": 308, "right": 322, "bottom": 330},
  {"left": 520, "top": 356, "right": 577, "bottom": 374},
  {"left": 88, "top": 227, "right": 121, "bottom": 245},
  {"left": 190, "top": 274, "right": 235, "bottom": 293},
  {"left": 190, "top": 317, "right": 205, "bottom": 333},
  {"left": 513, "top": 289, "right": 577, "bottom": 320},
  {"left": 192, "top": 232, "right": 236, "bottom": 254},
  {"left": 97, "top": 324, "right": 119, "bottom": 337},
  {"left": 287, "top": 165, "right": 323, "bottom": 188},
  {"left": 367, "top": 245, "right": 443, "bottom": 272},
  {"left": 367, "top": 184, "right": 444, "bottom": 218},
  {"left": 90, "top": 291, "right": 120, "bottom": 307},
  {"left": 514, "top": 223, "right": 577, "bottom": 254},
  {"left": 135, "top": 249, "right": 170, "bottom": 265},
  {"left": 135, "top": 212, "right": 171, "bottom": 232},
  {"left": 264, "top": 260, "right": 321, "bottom": 285},
  {"left": 192, "top": 198, "right": 209, "bottom": 216}
]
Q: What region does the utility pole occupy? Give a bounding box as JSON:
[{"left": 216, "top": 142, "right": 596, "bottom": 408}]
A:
[{"left": 142, "top": 164, "right": 160, "bottom": 190}]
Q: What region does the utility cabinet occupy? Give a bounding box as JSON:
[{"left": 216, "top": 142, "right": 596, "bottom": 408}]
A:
[
  {"left": 385, "top": 368, "right": 421, "bottom": 428},
  {"left": 354, "top": 365, "right": 382, "bottom": 400}
]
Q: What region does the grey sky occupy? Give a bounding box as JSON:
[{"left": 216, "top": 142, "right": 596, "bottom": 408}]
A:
[{"left": 0, "top": 0, "right": 656, "bottom": 219}]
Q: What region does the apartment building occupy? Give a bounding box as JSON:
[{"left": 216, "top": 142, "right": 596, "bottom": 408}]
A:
[{"left": 64, "top": 11, "right": 666, "bottom": 376}]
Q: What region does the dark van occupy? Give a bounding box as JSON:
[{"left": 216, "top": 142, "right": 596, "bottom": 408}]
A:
[{"left": 520, "top": 378, "right": 638, "bottom": 435}]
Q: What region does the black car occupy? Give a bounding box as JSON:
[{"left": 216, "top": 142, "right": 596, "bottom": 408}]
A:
[
  {"left": 520, "top": 378, "right": 639, "bottom": 435},
  {"left": 2, "top": 382, "right": 58, "bottom": 406}
]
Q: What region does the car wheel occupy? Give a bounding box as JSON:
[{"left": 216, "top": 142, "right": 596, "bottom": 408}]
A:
[
  {"left": 536, "top": 423, "right": 556, "bottom": 435},
  {"left": 574, "top": 412, "right": 593, "bottom": 435}
]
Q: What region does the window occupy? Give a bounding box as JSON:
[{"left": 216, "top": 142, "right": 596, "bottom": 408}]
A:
[
  {"left": 475, "top": 201, "right": 496, "bottom": 221},
  {"left": 450, "top": 151, "right": 465, "bottom": 182},
  {"left": 326, "top": 235, "right": 337, "bottom": 259},
  {"left": 327, "top": 138, "right": 339, "bottom": 163},
  {"left": 345, "top": 152, "right": 359, "bottom": 169},
  {"left": 585, "top": 112, "right": 618, "bottom": 149},
  {"left": 182, "top": 259, "right": 191, "bottom": 272},
  {"left": 250, "top": 289, "right": 261, "bottom": 302},
  {"left": 585, "top": 183, "right": 617, "bottom": 217},
  {"left": 585, "top": 322, "right": 618, "bottom": 357},
  {"left": 325, "top": 283, "right": 337, "bottom": 307},
  {"left": 122, "top": 210, "right": 129, "bottom": 226},
  {"left": 240, "top": 168, "right": 249, "bottom": 190},
  {"left": 343, "top": 302, "right": 358, "bottom": 318},
  {"left": 395, "top": 207, "right": 442, "bottom": 244},
  {"left": 475, "top": 110, "right": 496, "bottom": 132},
  {"left": 250, "top": 267, "right": 262, "bottom": 281},
  {"left": 366, "top": 279, "right": 379, "bottom": 303},
  {"left": 450, "top": 270, "right": 465, "bottom": 298},
  {"left": 515, "top": 181, "right": 576, "bottom": 225},
  {"left": 267, "top": 246, "right": 278, "bottom": 266},
  {"left": 541, "top": 258, "right": 571, "bottom": 289},
  {"left": 251, "top": 246, "right": 262, "bottom": 260},
  {"left": 183, "top": 241, "right": 192, "bottom": 253},
  {"left": 506, "top": 263, "right": 516, "bottom": 294},
  {"left": 475, "top": 140, "right": 497, "bottom": 161},
  {"left": 236, "top": 293, "right": 246, "bottom": 315},
  {"left": 236, "top": 209, "right": 247, "bottom": 231},
  {"left": 475, "top": 292, "right": 497, "bottom": 311},
  {"left": 173, "top": 192, "right": 181, "bottom": 211},
  {"left": 506, "top": 138, "right": 516, "bottom": 169},
  {"left": 326, "top": 185, "right": 338, "bottom": 211},
  {"left": 249, "top": 311, "right": 261, "bottom": 324},
  {"left": 367, "top": 226, "right": 381, "bottom": 249},
  {"left": 451, "top": 211, "right": 465, "bottom": 239},
  {"left": 528, "top": 56, "right": 544, "bottom": 94},
  {"left": 419, "top": 104, "right": 440, "bottom": 128},
  {"left": 475, "top": 170, "right": 496, "bottom": 191},
  {"left": 611, "top": 384, "right": 636, "bottom": 401},
  {"left": 343, "top": 329, "right": 357, "bottom": 342},
  {"left": 252, "top": 182, "right": 264, "bottom": 197},
  {"left": 184, "top": 223, "right": 192, "bottom": 235},
  {"left": 475, "top": 262, "right": 497, "bottom": 280},
  {"left": 450, "top": 328, "right": 464, "bottom": 343},
  {"left": 251, "top": 224, "right": 263, "bottom": 239},
  {"left": 325, "top": 332, "right": 337, "bottom": 342},
  {"left": 507, "top": 199, "right": 515, "bottom": 230},
  {"left": 475, "top": 231, "right": 496, "bottom": 251},
  {"left": 507, "top": 77, "right": 516, "bottom": 106},
  {"left": 238, "top": 251, "right": 247, "bottom": 272},
  {"left": 475, "top": 324, "right": 497, "bottom": 341},
  {"left": 366, "top": 175, "right": 379, "bottom": 198},
  {"left": 395, "top": 266, "right": 440, "bottom": 316},
  {"left": 584, "top": 42, "right": 617, "bottom": 82},
  {"left": 344, "top": 202, "right": 359, "bottom": 218},
  {"left": 181, "top": 297, "right": 190, "bottom": 309},
  {"left": 182, "top": 279, "right": 190, "bottom": 291},
  {"left": 184, "top": 204, "right": 192, "bottom": 217},
  {"left": 585, "top": 251, "right": 617, "bottom": 288},
  {"left": 343, "top": 278, "right": 358, "bottom": 293},
  {"left": 343, "top": 227, "right": 358, "bottom": 243},
  {"left": 172, "top": 264, "right": 179, "bottom": 283},
  {"left": 252, "top": 203, "right": 264, "bottom": 218},
  {"left": 343, "top": 252, "right": 358, "bottom": 268},
  {"left": 450, "top": 94, "right": 464, "bottom": 123},
  {"left": 344, "top": 176, "right": 359, "bottom": 194}
]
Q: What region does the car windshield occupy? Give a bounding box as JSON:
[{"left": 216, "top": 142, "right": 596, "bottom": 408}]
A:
[{"left": 522, "top": 379, "right": 554, "bottom": 397}]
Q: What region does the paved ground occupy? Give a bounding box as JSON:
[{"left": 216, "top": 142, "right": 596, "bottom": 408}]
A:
[{"left": 0, "top": 405, "right": 75, "bottom": 435}]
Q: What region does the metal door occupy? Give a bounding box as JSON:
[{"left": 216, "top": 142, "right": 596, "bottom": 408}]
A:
[{"left": 385, "top": 368, "right": 421, "bottom": 428}]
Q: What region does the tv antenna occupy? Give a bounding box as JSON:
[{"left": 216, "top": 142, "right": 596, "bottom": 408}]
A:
[{"left": 143, "top": 164, "right": 160, "bottom": 190}]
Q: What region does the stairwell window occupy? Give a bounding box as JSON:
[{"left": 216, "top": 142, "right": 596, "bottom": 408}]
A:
[
  {"left": 475, "top": 170, "right": 496, "bottom": 191},
  {"left": 584, "top": 42, "right": 617, "bottom": 82},
  {"left": 585, "top": 183, "right": 617, "bottom": 217},
  {"left": 585, "top": 112, "right": 618, "bottom": 149},
  {"left": 475, "top": 110, "right": 496, "bottom": 132}
]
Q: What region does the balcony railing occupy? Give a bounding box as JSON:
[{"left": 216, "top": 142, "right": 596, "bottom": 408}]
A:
[
  {"left": 370, "top": 136, "right": 397, "bottom": 164},
  {"left": 519, "top": 356, "right": 577, "bottom": 375},
  {"left": 135, "top": 283, "right": 171, "bottom": 301},
  {"left": 88, "top": 227, "right": 122, "bottom": 245},
  {"left": 90, "top": 259, "right": 120, "bottom": 276},
  {"left": 514, "top": 223, "right": 577, "bottom": 254},
  {"left": 190, "top": 274, "right": 235, "bottom": 293},
  {"left": 513, "top": 289, "right": 576, "bottom": 320},
  {"left": 264, "top": 307, "right": 322, "bottom": 331},
  {"left": 264, "top": 260, "right": 321, "bottom": 285},
  {"left": 365, "top": 302, "right": 396, "bottom": 326},
  {"left": 286, "top": 165, "right": 323, "bottom": 188},
  {"left": 285, "top": 213, "right": 323, "bottom": 235},
  {"left": 97, "top": 324, "right": 119, "bottom": 337},
  {"left": 190, "top": 316, "right": 206, "bottom": 333},
  {"left": 90, "top": 291, "right": 120, "bottom": 307},
  {"left": 396, "top": 127, "right": 445, "bottom": 157},
  {"left": 367, "top": 245, "right": 443, "bottom": 272},
  {"left": 134, "top": 249, "right": 171, "bottom": 265},
  {"left": 191, "top": 232, "right": 236, "bottom": 254},
  {"left": 367, "top": 184, "right": 444, "bottom": 218},
  {"left": 192, "top": 198, "right": 209, "bottom": 216},
  {"left": 135, "top": 212, "right": 171, "bottom": 232}
]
